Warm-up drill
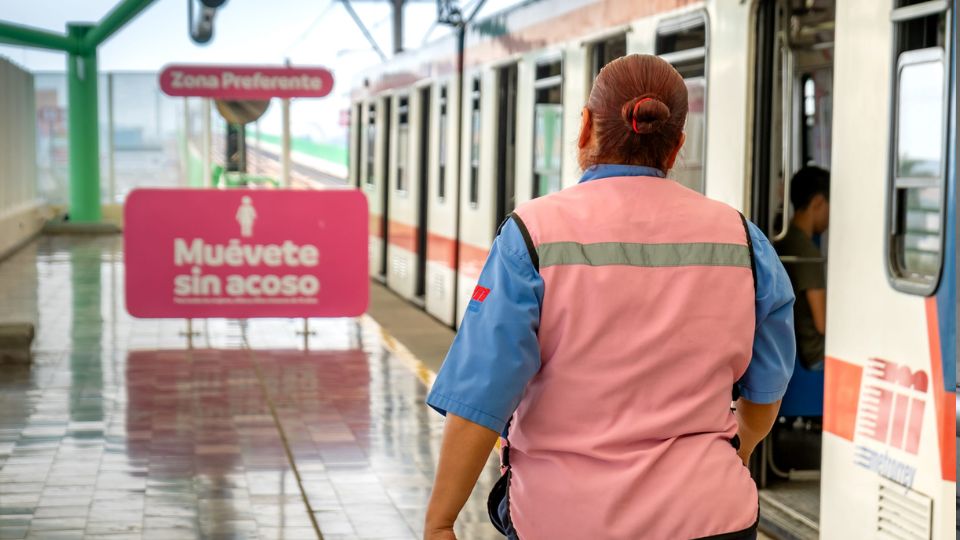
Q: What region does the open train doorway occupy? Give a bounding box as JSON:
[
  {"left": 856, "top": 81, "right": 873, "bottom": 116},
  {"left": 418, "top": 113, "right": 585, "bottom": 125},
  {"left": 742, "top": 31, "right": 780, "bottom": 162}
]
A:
[
  {"left": 415, "top": 86, "right": 432, "bottom": 303},
  {"left": 749, "top": 0, "right": 835, "bottom": 538},
  {"left": 379, "top": 97, "right": 392, "bottom": 280},
  {"left": 495, "top": 64, "right": 519, "bottom": 231}
]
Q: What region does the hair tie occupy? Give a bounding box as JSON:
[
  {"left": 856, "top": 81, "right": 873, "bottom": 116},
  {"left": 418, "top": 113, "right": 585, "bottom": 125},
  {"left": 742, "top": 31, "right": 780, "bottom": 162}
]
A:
[{"left": 631, "top": 97, "right": 653, "bottom": 134}]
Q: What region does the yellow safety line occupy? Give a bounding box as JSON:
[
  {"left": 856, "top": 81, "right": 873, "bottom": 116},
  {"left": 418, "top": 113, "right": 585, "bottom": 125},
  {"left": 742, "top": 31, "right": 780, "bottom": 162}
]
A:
[
  {"left": 361, "top": 314, "right": 503, "bottom": 451},
  {"left": 362, "top": 314, "right": 437, "bottom": 389}
]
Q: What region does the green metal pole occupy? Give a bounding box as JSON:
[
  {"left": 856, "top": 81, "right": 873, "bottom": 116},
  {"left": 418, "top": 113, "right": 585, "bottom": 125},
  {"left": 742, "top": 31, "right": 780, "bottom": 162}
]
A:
[
  {"left": 67, "top": 24, "right": 101, "bottom": 223},
  {"left": 0, "top": 21, "right": 74, "bottom": 52}
]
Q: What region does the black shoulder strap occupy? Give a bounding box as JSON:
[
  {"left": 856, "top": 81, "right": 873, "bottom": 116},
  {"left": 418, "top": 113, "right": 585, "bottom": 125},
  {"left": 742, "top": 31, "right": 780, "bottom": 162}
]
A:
[
  {"left": 498, "top": 212, "right": 539, "bottom": 272},
  {"left": 738, "top": 212, "right": 757, "bottom": 294},
  {"left": 734, "top": 212, "right": 758, "bottom": 405}
]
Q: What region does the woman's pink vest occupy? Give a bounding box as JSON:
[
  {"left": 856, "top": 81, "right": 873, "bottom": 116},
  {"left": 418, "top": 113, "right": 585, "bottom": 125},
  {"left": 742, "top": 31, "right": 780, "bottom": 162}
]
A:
[{"left": 507, "top": 176, "right": 758, "bottom": 539}]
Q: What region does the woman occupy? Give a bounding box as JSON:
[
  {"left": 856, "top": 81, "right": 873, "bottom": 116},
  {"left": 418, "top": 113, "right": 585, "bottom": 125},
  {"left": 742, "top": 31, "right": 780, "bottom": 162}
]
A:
[{"left": 424, "top": 54, "right": 795, "bottom": 540}]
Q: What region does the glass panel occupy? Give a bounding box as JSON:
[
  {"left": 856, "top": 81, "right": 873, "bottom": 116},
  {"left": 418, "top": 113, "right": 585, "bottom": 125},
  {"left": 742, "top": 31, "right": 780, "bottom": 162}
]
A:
[
  {"left": 469, "top": 105, "right": 480, "bottom": 204},
  {"left": 112, "top": 73, "right": 185, "bottom": 199},
  {"left": 656, "top": 23, "right": 706, "bottom": 54},
  {"left": 536, "top": 61, "right": 561, "bottom": 80},
  {"left": 592, "top": 35, "right": 627, "bottom": 79},
  {"left": 470, "top": 109, "right": 481, "bottom": 166},
  {"left": 801, "top": 69, "right": 834, "bottom": 168},
  {"left": 366, "top": 106, "right": 376, "bottom": 185},
  {"left": 533, "top": 103, "right": 563, "bottom": 196},
  {"left": 353, "top": 103, "right": 363, "bottom": 187},
  {"left": 34, "top": 74, "right": 70, "bottom": 206},
  {"left": 898, "top": 13, "right": 945, "bottom": 52},
  {"left": 656, "top": 19, "right": 706, "bottom": 78},
  {"left": 36, "top": 72, "right": 190, "bottom": 205},
  {"left": 438, "top": 86, "right": 447, "bottom": 200},
  {"left": 397, "top": 124, "right": 408, "bottom": 192},
  {"left": 897, "top": 59, "right": 944, "bottom": 178},
  {"left": 535, "top": 85, "right": 562, "bottom": 105},
  {"left": 397, "top": 97, "right": 409, "bottom": 192},
  {"left": 901, "top": 186, "right": 941, "bottom": 276},
  {"left": 672, "top": 77, "right": 706, "bottom": 193},
  {"left": 673, "top": 61, "right": 706, "bottom": 79}
]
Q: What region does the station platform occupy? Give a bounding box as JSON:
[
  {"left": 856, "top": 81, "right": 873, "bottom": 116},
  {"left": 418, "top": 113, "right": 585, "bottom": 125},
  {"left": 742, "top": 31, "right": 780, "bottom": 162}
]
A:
[{"left": 0, "top": 235, "right": 499, "bottom": 540}]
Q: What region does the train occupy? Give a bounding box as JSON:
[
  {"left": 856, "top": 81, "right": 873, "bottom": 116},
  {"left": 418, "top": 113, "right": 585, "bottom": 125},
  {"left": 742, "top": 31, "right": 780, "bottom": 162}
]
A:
[{"left": 348, "top": 0, "right": 957, "bottom": 538}]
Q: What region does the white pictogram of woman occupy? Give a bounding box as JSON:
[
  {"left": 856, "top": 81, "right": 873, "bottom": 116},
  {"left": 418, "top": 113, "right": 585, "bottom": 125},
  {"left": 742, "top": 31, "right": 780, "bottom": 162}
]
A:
[{"left": 236, "top": 196, "right": 257, "bottom": 237}]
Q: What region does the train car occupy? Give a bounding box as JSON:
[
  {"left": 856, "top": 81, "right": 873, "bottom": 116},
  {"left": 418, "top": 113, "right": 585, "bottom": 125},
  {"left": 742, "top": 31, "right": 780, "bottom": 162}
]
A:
[
  {"left": 350, "top": 0, "right": 957, "bottom": 537},
  {"left": 350, "top": 36, "right": 461, "bottom": 325}
]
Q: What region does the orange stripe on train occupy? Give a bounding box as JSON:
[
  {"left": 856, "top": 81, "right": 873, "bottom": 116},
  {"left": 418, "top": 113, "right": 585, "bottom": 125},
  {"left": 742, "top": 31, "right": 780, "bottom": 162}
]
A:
[
  {"left": 924, "top": 297, "right": 956, "bottom": 482},
  {"left": 823, "top": 356, "right": 863, "bottom": 442}
]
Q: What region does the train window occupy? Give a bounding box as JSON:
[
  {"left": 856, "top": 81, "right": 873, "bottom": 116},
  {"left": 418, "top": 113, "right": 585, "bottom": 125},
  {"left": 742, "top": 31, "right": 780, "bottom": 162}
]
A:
[
  {"left": 886, "top": 1, "right": 950, "bottom": 295},
  {"left": 352, "top": 103, "right": 362, "bottom": 188},
  {"left": 800, "top": 71, "right": 833, "bottom": 169},
  {"left": 590, "top": 34, "right": 627, "bottom": 81},
  {"left": 397, "top": 96, "right": 409, "bottom": 194},
  {"left": 533, "top": 59, "right": 563, "bottom": 198},
  {"left": 365, "top": 103, "right": 376, "bottom": 187},
  {"left": 655, "top": 15, "right": 707, "bottom": 78},
  {"left": 438, "top": 85, "right": 448, "bottom": 202},
  {"left": 656, "top": 13, "right": 708, "bottom": 193},
  {"left": 469, "top": 77, "right": 481, "bottom": 206}
]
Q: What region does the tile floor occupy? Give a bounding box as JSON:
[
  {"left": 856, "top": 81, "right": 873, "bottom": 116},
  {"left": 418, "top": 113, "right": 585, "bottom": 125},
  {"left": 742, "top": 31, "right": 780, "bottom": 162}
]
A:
[{"left": 0, "top": 236, "right": 500, "bottom": 540}]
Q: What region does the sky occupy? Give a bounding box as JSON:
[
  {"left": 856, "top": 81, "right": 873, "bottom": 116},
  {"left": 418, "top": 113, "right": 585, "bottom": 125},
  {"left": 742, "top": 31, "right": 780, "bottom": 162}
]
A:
[{"left": 0, "top": 0, "right": 517, "bottom": 143}]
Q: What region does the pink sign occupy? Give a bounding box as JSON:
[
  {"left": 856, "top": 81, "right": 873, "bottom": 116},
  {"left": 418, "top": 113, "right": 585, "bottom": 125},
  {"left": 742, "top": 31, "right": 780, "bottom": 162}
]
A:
[
  {"left": 159, "top": 64, "right": 334, "bottom": 99},
  {"left": 124, "top": 189, "right": 368, "bottom": 318}
]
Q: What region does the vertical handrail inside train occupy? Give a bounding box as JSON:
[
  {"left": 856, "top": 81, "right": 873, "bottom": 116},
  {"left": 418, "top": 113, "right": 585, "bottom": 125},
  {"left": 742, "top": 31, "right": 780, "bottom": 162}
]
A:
[
  {"left": 773, "top": 6, "right": 796, "bottom": 242},
  {"left": 750, "top": 0, "right": 776, "bottom": 233}
]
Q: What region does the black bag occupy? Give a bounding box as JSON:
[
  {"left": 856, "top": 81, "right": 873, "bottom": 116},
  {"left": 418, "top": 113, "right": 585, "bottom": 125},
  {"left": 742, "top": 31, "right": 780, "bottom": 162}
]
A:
[{"left": 486, "top": 468, "right": 512, "bottom": 535}]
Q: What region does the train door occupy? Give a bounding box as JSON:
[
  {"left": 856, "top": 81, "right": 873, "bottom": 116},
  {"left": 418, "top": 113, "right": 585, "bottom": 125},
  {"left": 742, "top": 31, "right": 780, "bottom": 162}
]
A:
[
  {"left": 749, "top": 0, "right": 835, "bottom": 537},
  {"left": 425, "top": 83, "right": 457, "bottom": 327},
  {"left": 416, "top": 86, "right": 431, "bottom": 303},
  {"left": 379, "top": 97, "right": 392, "bottom": 280},
  {"left": 365, "top": 102, "right": 378, "bottom": 278},
  {"left": 495, "top": 64, "right": 518, "bottom": 231}
]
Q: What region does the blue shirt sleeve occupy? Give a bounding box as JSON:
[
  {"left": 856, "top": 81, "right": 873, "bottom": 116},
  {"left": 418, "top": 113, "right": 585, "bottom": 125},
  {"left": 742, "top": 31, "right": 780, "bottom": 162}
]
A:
[
  {"left": 426, "top": 218, "right": 543, "bottom": 434},
  {"left": 738, "top": 221, "right": 797, "bottom": 404}
]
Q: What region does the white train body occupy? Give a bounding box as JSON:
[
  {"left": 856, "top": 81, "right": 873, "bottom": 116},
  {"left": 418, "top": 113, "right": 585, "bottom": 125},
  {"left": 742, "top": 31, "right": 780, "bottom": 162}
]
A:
[{"left": 350, "top": 0, "right": 957, "bottom": 537}]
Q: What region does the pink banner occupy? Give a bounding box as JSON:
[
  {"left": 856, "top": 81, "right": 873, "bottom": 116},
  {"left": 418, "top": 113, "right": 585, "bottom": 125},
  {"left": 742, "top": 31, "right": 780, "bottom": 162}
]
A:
[
  {"left": 159, "top": 64, "right": 334, "bottom": 99},
  {"left": 124, "top": 189, "right": 368, "bottom": 318}
]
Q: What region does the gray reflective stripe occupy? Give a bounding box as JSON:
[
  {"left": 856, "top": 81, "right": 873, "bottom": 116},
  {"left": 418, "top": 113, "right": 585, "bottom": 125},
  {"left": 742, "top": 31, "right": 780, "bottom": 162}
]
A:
[{"left": 537, "top": 241, "right": 752, "bottom": 269}]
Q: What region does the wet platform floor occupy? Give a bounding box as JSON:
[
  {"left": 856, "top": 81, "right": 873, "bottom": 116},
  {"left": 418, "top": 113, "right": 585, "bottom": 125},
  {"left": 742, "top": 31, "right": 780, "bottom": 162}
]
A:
[{"left": 0, "top": 235, "right": 500, "bottom": 540}]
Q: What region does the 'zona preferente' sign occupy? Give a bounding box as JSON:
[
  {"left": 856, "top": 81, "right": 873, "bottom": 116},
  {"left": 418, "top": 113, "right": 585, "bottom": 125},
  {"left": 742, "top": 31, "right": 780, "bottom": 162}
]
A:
[{"left": 159, "top": 64, "right": 334, "bottom": 99}]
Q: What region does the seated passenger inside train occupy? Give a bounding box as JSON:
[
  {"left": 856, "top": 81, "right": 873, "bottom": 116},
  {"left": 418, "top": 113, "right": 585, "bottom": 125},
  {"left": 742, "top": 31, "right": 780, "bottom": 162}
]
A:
[{"left": 774, "top": 166, "right": 830, "bottom": 371}]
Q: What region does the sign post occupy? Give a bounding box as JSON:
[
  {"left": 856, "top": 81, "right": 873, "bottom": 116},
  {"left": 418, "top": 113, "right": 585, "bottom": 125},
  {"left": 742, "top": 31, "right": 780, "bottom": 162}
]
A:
[{"left": 151, "top": 64, "right": 344, "bottom": 345}]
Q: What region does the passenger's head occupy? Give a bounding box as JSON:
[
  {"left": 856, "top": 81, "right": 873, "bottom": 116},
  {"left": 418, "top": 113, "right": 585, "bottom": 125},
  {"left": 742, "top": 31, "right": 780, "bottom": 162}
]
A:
[
  {"left": 789, "top": 166, "right": 831, "bottom": 233},
  {"left": 578, "top": 54, "right": 688, "bottom": 173}
]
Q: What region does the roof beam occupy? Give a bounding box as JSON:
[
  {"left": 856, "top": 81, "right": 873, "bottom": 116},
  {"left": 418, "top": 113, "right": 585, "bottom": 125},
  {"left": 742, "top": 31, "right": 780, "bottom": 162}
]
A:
[{"left": 82, "top": 0, "right": 157, "bottom": 51}]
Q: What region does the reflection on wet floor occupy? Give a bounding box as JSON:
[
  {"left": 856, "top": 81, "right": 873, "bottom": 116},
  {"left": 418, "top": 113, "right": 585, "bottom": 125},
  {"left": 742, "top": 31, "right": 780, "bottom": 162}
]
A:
[{"left": 0, "top": 236, "right": 500, "bottom": 540}]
